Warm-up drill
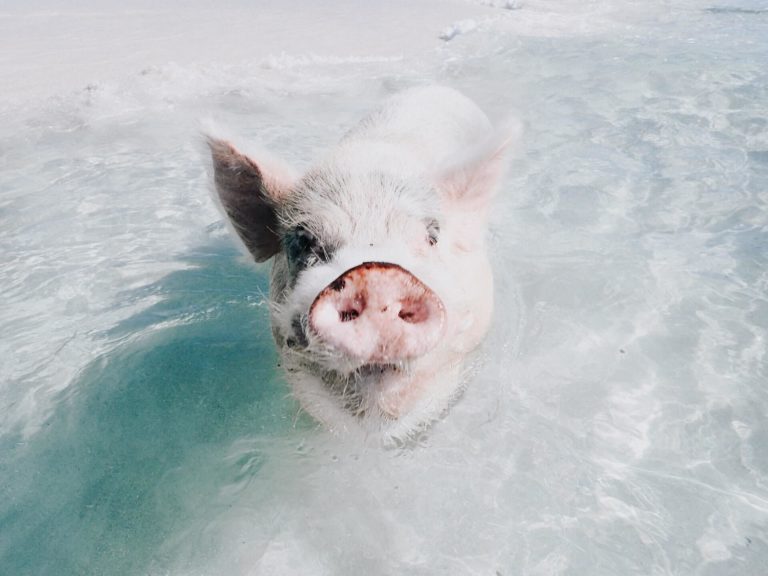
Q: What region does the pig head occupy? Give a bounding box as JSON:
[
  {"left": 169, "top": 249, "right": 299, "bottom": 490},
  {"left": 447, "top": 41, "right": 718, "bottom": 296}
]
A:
[{"left": 208, "top": 86, "right": 513, "bottom": 441}]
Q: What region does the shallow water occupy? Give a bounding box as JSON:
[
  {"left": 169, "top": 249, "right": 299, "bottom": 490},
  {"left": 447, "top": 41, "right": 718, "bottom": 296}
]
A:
[{"left": 1, "top": 1, "right": 767, "bottom": 574}]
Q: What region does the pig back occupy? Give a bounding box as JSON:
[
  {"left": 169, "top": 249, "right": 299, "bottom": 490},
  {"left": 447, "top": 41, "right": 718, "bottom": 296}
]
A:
[{"left": 336, "top": 85, "right": 492, "bottom": 177}]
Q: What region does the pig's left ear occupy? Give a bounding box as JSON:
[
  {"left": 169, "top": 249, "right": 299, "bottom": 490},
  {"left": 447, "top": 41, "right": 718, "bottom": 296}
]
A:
[
  {"left": 436, "top": 122, "right": 520, "bottom": 212},
  {"left": 207, "top": 137, "right": 295, "bottom": 262}
]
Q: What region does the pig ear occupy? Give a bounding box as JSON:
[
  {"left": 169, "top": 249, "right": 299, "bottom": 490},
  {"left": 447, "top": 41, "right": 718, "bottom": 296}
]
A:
[
  {"left": 207, "top": 137, "right": 294, "bottom": 262},
  {"left": 437, "top": 121, "right": 520, "bottom": 211}
]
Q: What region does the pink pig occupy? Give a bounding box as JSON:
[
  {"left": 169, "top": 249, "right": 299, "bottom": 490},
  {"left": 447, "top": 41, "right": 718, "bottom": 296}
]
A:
[{"left": 208, "top": 86, "right": 515, "bottom": 441}]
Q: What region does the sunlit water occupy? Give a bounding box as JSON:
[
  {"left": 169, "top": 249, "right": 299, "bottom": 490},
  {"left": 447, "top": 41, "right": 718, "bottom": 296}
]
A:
[{"left": 1, "top": 1, "right": 767, "bottom": 574}]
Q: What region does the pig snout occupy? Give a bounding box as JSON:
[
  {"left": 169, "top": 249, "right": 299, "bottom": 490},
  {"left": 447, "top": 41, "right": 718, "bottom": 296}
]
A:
[{"left": 308, "top": 262, "right": 446, "bottom": 364}]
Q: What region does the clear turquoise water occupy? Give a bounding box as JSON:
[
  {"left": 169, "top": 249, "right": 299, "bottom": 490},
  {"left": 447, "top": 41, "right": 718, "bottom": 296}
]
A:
[
  {"left": 1, "top": 246, "right": 303, "bottom": 574},
  {"left": 1, "top": 2, "right": 768, "bottom": 574}
]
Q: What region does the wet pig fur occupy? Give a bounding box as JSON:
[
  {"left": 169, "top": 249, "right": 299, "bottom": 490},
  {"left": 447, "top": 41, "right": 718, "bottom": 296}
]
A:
[{"left": 208, "top": 86, "right": 515, "bottom": 442}]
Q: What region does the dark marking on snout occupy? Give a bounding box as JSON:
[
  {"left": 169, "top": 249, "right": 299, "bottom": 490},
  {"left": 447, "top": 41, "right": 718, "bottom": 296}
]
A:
[{"left": 330, "top": 277, "right": 346, "bottom": 292}]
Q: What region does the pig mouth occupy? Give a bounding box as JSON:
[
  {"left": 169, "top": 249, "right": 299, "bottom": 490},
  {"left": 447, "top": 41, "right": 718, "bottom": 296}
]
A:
[
  {"left": 319, "top": 361, "right": 411, "bottom": 419},
  {"left": 320, "top": 361, "right": 409, "bottom": 388},
  {"left": 357, "top": 362, "right": 400, "bottom": 375}
]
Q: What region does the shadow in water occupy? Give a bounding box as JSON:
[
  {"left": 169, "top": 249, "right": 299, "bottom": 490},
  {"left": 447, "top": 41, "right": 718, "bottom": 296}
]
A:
[{"left": 0, "top": 241, "right": 304, "bottom": 576}]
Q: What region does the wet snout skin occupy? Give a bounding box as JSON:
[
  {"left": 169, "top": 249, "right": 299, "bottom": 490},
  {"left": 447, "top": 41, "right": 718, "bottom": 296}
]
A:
[{"left": 309, "top": 262, "right": 446, "bottom": 364}]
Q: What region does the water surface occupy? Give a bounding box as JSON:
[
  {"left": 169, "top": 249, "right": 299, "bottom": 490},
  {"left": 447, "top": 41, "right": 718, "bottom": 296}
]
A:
[{"left": 1, "top": 1, "right": 767, "bottom": 574}]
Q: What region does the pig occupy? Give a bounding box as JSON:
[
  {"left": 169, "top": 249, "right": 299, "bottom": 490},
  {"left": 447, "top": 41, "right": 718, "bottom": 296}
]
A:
[{"left": 208, "top": 85, "right": 514, "bottom": 442}]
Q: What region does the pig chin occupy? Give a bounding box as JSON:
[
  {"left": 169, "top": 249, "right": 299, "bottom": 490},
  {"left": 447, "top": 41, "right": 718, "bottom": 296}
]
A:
[
  {"left": 304, "top": 344, "right": 443, "bottom": 416},
  {"left": 281, "top": 348, "right": 433, "bottom": 421}
]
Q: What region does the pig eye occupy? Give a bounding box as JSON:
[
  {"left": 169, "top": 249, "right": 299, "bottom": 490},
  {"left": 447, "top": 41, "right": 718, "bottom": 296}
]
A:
[
  {"left": 425, "top": 219, "right": 440, "bottom": 247},
  {"left": 285, "top": 226, "right": 328, "bottom": 269}
]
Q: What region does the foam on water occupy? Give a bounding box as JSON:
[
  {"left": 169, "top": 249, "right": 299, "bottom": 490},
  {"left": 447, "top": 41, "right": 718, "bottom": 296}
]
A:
[{"left": 1, "top": 1, "right": 767, "bottom": 574}]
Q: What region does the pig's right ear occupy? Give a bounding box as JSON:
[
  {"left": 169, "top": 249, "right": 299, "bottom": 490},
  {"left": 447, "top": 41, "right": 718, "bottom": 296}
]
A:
[
  {"left": 436, "top": 119, "right": 521, "bottom": 213},
  {"left": 207, "top": 137, "right": 294, "bottom": 263}
]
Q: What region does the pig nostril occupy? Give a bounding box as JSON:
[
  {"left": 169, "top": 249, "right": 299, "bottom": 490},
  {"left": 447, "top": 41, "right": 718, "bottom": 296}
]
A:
[
  {"left": 330, "top": 278, "right": 346, "bottom": 292},
  {"left": 398, "top": 310, "right": 416, "bottom": 322},
  {"left": 398, "top": 299, "right": 429, "bottom": 324},
  {"left": 340, "top": 309, "right": 359, "bottom": 322}
]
